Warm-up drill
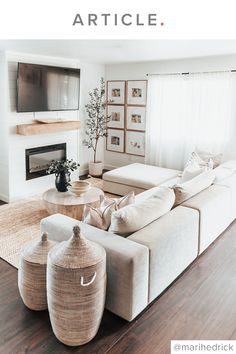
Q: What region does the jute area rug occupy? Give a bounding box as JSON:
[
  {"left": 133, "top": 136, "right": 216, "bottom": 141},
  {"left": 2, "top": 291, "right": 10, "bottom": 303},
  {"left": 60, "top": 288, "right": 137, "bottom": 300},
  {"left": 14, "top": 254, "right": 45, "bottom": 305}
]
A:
[{"left": 0, "top": 177, "right": 110, "bottom": 269}]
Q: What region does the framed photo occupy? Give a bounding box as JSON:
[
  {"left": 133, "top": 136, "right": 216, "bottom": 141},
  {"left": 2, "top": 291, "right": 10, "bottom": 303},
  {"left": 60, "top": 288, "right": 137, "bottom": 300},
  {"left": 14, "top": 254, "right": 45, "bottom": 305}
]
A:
[
  {"left": 127, "top": 80, "right": 147, "bottom": 106},
  {"left": 107, "top": 105, "right": 125, "bottom": 129},
  {"left": 107, "top": 129, "right": 125, "bottom": 153},
  {"left": 126, "top": 131, "right": 145, "bottom": 156},
  {"left": 126, "top": 106, "right": 146, "bottom": 131},
  {"left": 107, "top": 81, "right": 126, "bottom": 105}
]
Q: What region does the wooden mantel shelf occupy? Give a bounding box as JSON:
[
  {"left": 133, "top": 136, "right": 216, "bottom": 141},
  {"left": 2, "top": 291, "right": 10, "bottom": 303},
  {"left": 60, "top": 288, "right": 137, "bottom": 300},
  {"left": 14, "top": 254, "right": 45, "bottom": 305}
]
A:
[{"left": 16, "top": 121, "right": 81, "bottom": 136}]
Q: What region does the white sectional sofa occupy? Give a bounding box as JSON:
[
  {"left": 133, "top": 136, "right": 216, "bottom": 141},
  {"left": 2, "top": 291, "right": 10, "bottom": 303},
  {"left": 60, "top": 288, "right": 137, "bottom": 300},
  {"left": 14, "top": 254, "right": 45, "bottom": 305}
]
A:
[{"left": 40, "top": 164, "right": 236, "bottom": 322}]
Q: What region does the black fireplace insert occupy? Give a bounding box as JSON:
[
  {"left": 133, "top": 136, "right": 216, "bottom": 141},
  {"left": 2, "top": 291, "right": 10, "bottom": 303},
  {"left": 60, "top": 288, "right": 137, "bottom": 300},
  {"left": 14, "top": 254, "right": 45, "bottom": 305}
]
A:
[{"left": 25, "top": 143, "right": 66, "bottom": 180}]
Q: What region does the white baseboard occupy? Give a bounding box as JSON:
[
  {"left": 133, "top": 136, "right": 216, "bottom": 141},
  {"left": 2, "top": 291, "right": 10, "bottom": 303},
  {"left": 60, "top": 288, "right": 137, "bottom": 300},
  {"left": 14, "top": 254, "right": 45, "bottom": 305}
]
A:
[
  {"left": 0, "top": 193, "right": 9, "bottom": 203},
  {"left": 104, "top": 164, "right": 117, "bottom": 171},
  {"left": 79, "top": 168, "right": 89, "bottom": 176}
]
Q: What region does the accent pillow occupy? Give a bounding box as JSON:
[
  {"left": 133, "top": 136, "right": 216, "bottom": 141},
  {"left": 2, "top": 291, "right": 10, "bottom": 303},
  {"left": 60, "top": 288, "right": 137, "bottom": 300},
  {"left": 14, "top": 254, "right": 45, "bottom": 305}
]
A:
[
  {"left": 181, "top": 166, "right": 205, "bottom": 183},
  {"left": 173, "top": 170, "right": 216, "bottom": 206},
  {"left": 195, "top": 149, "right": 222, "bottom": 168},
  {"left": 100, "top": 191, "right": 135, "bottom": 210},
  {"left": 181, "top": 151, "right": 213, "bottom": 183},
  {"left": 109, "top": 187, "right": 175, "bottom": 237},
  {"left": 83, "top": 200, "right": 115, "bottom": 231},
  {"left": 185, "top": 151, "right": 214, "bottom": 170}
]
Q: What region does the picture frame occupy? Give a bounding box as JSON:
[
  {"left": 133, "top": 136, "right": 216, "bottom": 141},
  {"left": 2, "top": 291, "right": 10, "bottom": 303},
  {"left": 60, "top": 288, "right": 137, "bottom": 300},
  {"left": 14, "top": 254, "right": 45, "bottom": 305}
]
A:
[
  {"left": 107, "top": 105, "right": 125, "bottom": 129},
  {"left": 126, "top": 131, "right": 145, "bottom": 156},
  {"left": 107, "top": 80, "right": 126, "bottom": 105},
  {"left": 106, "top": 129, "right": 125, "bottom": 153},
  {"left": 126, "top": 106, "right": 146, "bottom": 131},
  {"left": 127, "top": 80, "right": 147, "bottom": 106}
]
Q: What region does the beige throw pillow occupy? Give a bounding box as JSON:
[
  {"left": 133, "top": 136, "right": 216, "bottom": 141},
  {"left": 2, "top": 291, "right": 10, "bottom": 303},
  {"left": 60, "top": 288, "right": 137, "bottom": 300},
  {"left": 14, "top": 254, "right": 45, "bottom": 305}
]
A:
[
  {"left": 100, "top": 191, "right": 135, "bottom": 210},
  {"left": 83, "top": 192, "right": 135, "bottom": 231},
  {"left": 181, "top": 151, "right": 214, "bottom": 183},
  {"left": 173, "top": 170, "right": 216, "bottom": 206},
  {"left": 83, "top": 200, "right": 115, "bottom": 231},
  {"left": 195, "top": 149, "right": 222, "bottom": 168},
  {"left": 181, "top": 161, "right": 208, "bottom": 183},
  {"left": 109, "top": 187, "right": 175, "bottom": 237},
  {"left": 185, "top": 151, "right": 214, "bottom": 169}
]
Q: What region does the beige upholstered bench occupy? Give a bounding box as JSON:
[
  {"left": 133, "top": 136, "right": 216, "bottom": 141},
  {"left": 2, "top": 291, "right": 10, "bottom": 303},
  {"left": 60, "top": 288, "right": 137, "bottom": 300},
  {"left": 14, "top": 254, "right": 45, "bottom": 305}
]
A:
[{"left": 103, "top": 163, "right": 180, "bottom": 196}]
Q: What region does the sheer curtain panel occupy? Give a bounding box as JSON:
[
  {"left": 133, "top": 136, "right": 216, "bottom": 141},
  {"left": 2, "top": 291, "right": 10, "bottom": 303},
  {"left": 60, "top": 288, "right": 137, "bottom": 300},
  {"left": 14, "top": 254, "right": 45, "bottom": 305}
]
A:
[{"left": 145, "top": 72, "right": 233, "bottom": 170}]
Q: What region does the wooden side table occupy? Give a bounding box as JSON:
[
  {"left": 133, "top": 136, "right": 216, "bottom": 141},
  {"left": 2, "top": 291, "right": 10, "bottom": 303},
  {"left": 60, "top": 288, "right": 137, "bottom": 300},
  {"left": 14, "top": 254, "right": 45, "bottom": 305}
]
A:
[{"left": 42, "top": 187, "right": 104, "bottom": 220}]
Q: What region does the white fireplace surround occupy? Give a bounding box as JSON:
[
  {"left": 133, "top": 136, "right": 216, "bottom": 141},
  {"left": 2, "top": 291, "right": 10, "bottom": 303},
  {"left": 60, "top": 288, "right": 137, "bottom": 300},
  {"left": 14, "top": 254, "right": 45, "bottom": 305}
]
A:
[{"left": 0, "top": 51, "right": 105, "bottom": 202}]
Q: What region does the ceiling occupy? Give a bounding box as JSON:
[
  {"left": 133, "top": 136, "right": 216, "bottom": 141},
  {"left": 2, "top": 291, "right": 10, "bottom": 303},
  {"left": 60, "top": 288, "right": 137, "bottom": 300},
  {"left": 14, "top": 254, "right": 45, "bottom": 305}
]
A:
[{"left": 1, "top": 40, "right": 236, "bottom": 64}]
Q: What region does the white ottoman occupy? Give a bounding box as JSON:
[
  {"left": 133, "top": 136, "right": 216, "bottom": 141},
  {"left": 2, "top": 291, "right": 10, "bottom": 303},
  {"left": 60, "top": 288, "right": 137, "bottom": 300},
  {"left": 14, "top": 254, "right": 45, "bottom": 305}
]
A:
[{"left": 103, "top": 163, "right": 180, "bottom": 196}]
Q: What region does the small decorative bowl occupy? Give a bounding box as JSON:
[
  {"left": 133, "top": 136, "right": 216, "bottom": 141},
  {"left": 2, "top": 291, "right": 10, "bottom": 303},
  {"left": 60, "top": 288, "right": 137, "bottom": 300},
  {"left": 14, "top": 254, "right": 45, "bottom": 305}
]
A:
[{"left": 68, "top": 180, "right": 91, "bottom": 196}]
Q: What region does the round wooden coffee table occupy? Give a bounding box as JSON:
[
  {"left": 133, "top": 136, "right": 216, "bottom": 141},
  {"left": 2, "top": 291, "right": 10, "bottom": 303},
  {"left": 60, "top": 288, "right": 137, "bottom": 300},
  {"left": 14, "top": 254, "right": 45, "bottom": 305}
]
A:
[{"left": 42, "top": 187, "right": 104, "bottom": 220}]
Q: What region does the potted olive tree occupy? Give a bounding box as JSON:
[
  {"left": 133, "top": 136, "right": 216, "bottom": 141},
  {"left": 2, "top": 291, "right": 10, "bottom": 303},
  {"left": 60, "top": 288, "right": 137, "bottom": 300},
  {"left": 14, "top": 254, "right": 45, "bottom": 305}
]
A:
[{"left": 83, "top": 78, "right": 110, "bottom": 177}]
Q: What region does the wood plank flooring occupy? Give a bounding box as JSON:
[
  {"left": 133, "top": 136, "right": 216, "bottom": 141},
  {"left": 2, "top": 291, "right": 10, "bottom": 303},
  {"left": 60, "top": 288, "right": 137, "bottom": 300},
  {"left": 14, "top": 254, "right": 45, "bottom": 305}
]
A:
[{"left": 0, "top": 220, "right": 236, "bottom": 354}]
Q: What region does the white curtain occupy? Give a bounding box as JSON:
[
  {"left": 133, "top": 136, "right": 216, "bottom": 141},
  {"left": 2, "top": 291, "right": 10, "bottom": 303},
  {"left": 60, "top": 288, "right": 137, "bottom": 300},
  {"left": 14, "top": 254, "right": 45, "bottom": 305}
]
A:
[{"left": 145, "top": 72, "right": 233, "bottom": 170}]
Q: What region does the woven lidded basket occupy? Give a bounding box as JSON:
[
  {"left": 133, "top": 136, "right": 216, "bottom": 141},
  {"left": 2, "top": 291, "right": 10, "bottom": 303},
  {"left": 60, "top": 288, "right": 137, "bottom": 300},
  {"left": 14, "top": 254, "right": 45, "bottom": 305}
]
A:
[
  {"left": 18, "top": 233, "right": 57, "bottom": 310},
  {"left": 47, "top": 225, "right": 106, "bottom": 346}
]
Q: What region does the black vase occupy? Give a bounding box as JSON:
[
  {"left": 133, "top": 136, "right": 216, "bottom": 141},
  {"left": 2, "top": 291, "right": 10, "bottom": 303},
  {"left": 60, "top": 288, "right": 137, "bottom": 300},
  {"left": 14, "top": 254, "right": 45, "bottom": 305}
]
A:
[{"left": 55, "top": 171, "right": 71, "bottom": 192}]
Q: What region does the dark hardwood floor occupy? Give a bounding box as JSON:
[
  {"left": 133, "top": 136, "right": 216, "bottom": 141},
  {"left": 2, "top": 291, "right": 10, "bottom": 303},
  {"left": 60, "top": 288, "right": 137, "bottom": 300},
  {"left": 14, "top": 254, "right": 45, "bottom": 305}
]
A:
[{"left": 0, "top": 220, "right": 236, "bottom": 354}]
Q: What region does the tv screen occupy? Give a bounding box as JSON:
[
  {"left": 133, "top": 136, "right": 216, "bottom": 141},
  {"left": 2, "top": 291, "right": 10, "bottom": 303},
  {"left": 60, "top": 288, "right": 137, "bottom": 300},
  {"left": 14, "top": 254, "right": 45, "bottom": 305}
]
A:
[{"left": 17, "top": 63, "right": 80, "bottom": 112}]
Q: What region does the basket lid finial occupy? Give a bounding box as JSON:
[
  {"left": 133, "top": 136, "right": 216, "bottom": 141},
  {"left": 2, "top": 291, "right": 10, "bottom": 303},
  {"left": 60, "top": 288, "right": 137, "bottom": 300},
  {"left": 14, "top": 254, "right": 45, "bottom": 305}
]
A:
[
  {"left": 41, "top": 232, "right": 48, "bottom": 242},
  {"left": 73, "top": 225, "right": 81, "bottom": 238}
]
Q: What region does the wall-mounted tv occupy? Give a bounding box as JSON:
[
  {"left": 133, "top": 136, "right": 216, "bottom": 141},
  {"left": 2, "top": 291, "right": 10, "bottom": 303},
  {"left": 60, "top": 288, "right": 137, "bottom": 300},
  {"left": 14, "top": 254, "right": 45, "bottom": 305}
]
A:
[{"left": 17, "top": 63, "right": 80, "bottom": 112}]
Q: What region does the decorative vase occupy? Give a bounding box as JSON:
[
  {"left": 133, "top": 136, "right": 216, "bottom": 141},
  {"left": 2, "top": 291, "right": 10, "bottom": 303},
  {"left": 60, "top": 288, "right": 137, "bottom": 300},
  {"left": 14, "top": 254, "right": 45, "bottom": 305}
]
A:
[
  {"left": 55, "top": 171, "right": 71, "bottom": 192},
  {"left": 89, "top": 161, "right": 103, "bottom": 177},
  {"left": 47, "top": 225, "right": 106, "bottom": 346},
  {"left": 18, "top": 232, "right": 57, "bottom": 311}
]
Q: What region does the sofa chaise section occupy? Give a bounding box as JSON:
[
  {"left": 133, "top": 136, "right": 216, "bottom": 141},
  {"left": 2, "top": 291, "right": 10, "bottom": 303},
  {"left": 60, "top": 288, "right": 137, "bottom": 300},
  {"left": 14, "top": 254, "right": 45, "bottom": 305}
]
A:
[
  {"left": 40, "top": 214, "right": 149, "bottom": 322},
  {"left": 103, "top": 163, "right": 180, "bottom": 196},
  {"left": 128, "top": 206, "right": 199, "bottom": 303}
]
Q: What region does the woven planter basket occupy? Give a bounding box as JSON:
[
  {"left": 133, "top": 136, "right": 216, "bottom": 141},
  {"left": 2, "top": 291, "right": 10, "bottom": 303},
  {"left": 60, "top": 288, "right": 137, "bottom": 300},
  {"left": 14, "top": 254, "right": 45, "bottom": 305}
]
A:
[
  {"left": 47, "top": 225, "right": 106, "bottom": 346},
  {"left": 18, "top": 233, "right": 57, "bottom": 311}
]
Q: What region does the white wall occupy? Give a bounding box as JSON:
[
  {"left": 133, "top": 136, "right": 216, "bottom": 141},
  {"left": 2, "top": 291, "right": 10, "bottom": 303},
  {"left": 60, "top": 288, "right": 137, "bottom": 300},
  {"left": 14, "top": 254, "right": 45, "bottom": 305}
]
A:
[
  {"left": 105, "top": 54, "right": 236, "bottom": 169},
  {"left": 1, "top": 51, "right": 104, "bottom": 202},
  {"left": 0, "top": 52, "right": 9, "bottom": 201}
]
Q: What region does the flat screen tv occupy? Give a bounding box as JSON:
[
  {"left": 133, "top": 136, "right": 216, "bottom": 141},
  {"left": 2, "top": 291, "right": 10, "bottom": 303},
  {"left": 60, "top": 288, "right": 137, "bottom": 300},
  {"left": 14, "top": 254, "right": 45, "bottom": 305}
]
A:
[{"left": 17, "top": 63, "right": 80, "bottom": 112}]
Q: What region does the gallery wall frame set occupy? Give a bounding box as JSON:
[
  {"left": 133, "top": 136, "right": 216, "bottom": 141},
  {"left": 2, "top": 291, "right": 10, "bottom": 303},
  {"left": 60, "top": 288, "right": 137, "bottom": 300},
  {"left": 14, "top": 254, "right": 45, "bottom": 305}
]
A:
[{"left": 106, "top": 80, "right": 147, "bottom": 156}]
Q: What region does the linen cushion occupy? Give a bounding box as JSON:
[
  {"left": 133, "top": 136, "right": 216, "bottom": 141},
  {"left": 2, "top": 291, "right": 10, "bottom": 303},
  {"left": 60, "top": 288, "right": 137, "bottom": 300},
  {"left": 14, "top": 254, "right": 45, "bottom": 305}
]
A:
[
  {"left": 101, "top": 191, "right": 135, "bottom": 210},
  {"left": 185, "top": 151, "right": 214, "bottom": 170},
  {"left": 109, "top": 187, "right": 175, "bottom": 237},
  {"left": 115, "top": 191, "right": 135, "bottom": 209},
  {"left": 84, "top": 192, "right": 135, "bottom": 231},
  {"left": 83, "top": 200, "right": 115, "bottom": 230},
  {"left": 173, "top": 170, "right": 216, "bottom": 206},
  {"left": 181, "top": 161, "right": 208, "bottom": 183},
  {"left": 182, "top": 151, "right": 214, "bottom": 183},
  {"left": 195, "top": 149, "right": 222, "bottom": 168}
]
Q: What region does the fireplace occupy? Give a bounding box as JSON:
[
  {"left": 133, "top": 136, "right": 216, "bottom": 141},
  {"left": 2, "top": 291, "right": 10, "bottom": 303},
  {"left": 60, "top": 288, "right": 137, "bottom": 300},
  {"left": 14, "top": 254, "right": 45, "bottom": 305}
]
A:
[{"left": 25, "top": 143, "right": 66, "bottom": 180}]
